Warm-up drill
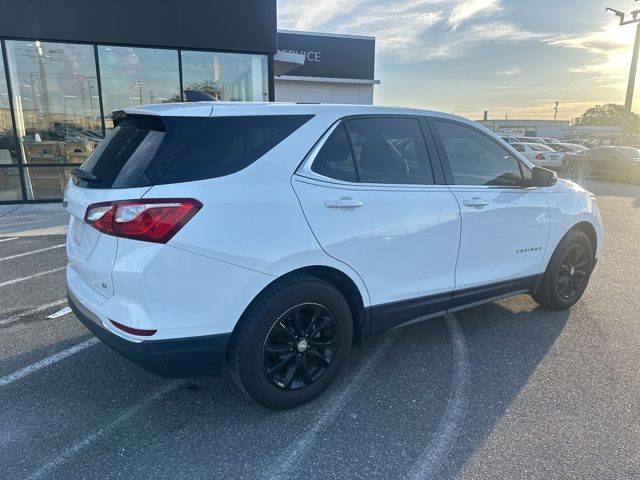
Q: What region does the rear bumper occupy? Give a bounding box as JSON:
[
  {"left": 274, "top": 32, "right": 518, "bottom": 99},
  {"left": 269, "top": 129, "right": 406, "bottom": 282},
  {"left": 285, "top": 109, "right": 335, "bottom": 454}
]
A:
[{"left": 68, "top": 290, "right": 231, "bottom": 378}]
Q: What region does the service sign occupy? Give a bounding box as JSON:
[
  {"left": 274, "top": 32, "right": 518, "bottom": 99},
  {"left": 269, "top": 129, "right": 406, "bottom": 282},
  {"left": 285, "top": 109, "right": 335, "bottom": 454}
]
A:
[{"left": 277, "top": 31, "right": 375, "bottom": 80}]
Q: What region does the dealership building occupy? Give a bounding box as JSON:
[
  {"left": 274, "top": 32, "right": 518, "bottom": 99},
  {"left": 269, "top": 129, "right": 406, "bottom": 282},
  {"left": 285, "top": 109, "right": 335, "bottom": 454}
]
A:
[{"left": 0, "top": 0, "right": 378, "bottom": 203}]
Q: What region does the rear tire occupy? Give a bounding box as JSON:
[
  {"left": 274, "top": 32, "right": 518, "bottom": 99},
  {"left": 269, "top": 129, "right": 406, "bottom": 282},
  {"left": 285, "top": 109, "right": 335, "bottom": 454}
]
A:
[
  {"left": 532, "top": 229, "right": 593, "bottom": 310},
  {"left": 228, "top": 274, "right": 353, "bottom": 409}
]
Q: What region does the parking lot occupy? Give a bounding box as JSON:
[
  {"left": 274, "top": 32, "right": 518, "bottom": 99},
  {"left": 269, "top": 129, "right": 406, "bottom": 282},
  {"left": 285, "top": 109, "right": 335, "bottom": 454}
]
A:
[{"left": 1, "top": 178, "right": 639, "bottom": 480}]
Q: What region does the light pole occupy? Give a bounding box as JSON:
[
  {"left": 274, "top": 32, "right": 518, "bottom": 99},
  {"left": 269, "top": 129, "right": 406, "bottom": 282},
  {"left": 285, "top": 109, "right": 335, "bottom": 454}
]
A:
[{"left": 607, "top": 2, "right": 640, "bottom": 143}]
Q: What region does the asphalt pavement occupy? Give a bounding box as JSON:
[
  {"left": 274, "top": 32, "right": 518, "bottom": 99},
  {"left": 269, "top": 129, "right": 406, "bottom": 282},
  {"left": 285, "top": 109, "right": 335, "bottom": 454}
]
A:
[{"left": 0, "top": 179, "right": 638, "bottom": 479}]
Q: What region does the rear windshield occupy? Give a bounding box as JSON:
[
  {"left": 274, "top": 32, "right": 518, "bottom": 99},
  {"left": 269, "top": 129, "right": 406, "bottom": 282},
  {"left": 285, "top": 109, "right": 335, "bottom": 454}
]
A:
[
  {"left": 530, "top": 144, "right": 554, "bottom": 152},
  {"left": 73, "top": 114, "right": 312, "bottom": 188}
]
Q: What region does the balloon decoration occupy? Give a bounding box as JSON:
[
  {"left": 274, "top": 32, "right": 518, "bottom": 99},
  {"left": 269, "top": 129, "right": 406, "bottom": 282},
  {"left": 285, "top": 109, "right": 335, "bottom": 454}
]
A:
[{"left": 104, "top": 47, "right": 140, "bottom": 77}]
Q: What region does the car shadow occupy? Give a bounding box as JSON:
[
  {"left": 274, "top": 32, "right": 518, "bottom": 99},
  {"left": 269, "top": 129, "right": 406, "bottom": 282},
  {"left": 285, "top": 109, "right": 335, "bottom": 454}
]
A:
[
  {"left": 436, "top": 295, "right": 571, "bottom": 478},
  {"left": 2, "top": 296, "right": 572, "bottom": 479},
  {"left": 572, "top": 178, "right": 640, "bottom": 208}
]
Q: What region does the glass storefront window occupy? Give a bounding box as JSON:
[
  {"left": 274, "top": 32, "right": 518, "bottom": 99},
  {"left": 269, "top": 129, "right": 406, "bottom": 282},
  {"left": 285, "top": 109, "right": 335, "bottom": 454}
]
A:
[
  {"left": 5, "top": 40, "right": 101, "bottom": 200},
  {"left": 98, "top": 46, "right": 180, "bottom": 127},
  {"left": 181, "top": 51, "right": 268, "bottom": 102},
  {"left": 22, "top": 166, "right": 74, "bottom": 200},
  {"left": 0, "top": 45, "right": 23, "bottom": 200},
  {"left": 0, "top": 39, "right": 272, "bottom": 203},
  {"left": 0, "top": 167, "right": 23, "bottom": 201}
]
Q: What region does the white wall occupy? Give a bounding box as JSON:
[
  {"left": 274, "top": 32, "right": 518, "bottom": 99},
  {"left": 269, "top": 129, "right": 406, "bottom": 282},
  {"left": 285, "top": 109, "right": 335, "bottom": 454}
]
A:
[{"left": 275, "top": 79, "right": 374, "bottom": 104}]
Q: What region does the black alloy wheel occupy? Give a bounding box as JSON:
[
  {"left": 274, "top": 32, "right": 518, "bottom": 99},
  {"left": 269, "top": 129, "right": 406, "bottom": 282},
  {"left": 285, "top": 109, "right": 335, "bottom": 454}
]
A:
[
  {"left": 557, "top": 244, "right": 589, "bottom": 300},
  {"left": 532, "top": 229, "right": 593, "bottom": 310},
  {"left": 262, "top": 303, "right": 338, "bottom": 390},
  {"left": 228, "top": 274, "right": 353, "bottom": 409}
]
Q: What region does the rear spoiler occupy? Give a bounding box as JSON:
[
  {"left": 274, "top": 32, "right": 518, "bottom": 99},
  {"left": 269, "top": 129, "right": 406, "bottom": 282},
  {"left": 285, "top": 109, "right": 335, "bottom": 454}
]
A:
[{"left": 111, "top": 111, "right": 166, "bottom": 131}]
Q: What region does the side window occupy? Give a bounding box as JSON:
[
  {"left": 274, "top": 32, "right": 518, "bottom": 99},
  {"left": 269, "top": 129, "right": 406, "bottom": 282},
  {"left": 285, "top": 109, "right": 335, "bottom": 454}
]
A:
[
  {"left": 513, "top": 143, "right": 525, "bottom": 152},
  {"left": 311, "top": 124, "right": 358, "bottom": 182},
  {"left": 158, "top": 115, "right": 312, "bottom": 184},
  {"left": 346, "top": 117, "right": 433, "bottom": 185},
  {"left": 434, "top": 120, "right": 524, "bottom": 187}
]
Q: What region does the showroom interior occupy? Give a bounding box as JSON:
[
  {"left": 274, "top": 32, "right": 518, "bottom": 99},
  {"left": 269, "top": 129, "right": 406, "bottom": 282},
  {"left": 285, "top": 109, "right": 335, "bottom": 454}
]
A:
[{"left": 0, "top": 0, "right": 377, "bottom": 204}]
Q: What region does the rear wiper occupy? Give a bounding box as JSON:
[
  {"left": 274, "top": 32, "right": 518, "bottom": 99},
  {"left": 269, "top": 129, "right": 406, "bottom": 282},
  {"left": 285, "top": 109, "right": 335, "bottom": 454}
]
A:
[{"left": 72, "top": 168, "right": 101, "bottom": 183}]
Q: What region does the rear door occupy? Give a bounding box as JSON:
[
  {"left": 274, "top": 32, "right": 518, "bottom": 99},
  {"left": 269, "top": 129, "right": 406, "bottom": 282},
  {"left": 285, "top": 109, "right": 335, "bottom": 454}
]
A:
[
  {"left": 293, "top": 116, "right": 461, "bottom": 332},
  {"left": 65, "top": 113, "right": 205, "bottom": 299},
  {"left": 429, "top": 118, "right": 550, "bottom": 299}
]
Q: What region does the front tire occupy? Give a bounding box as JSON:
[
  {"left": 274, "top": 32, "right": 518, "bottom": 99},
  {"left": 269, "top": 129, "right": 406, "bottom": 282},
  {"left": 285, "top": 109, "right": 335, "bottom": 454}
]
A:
[
  {"left": 565, "top": 159, "right": 584, "bottom": 179},
  {"left": 532, "top": 229, "right": 594, "bottom": 310},
  {"left": 228, "top": 275, "right": 353, "bottom": 409}
]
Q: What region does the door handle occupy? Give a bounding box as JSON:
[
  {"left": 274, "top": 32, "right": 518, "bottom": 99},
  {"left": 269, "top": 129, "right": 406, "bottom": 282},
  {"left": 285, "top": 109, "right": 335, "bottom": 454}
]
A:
[
  {"left": 324, "top": 197, "right": 364, "bottom": 209},
  {"left": 462, "top": 197, "right": 489, "bottom": 209}
]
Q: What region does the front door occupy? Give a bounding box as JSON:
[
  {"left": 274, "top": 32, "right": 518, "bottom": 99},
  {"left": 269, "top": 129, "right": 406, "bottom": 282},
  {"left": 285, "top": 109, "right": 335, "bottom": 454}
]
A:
[
  {"left": 293, "top": 116, "right": 461, "bottom": 332},
  {"left": 430, "top": 118, "right": 551, "bottom": 304}
]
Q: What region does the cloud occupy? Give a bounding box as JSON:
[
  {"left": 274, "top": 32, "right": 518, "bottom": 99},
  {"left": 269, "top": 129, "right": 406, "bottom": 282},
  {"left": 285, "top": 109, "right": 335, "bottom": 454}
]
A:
[
  {"left": 278, "top": 0, "right": 544, "bottom": 64},
  {"left": 418, "top": 22, "right": 544, "bottom": 62},
  {"left": 496, "top": 66, "right": 521, "bottom": 75},
  {"left": 545, "top": 24, "right": 634, "bottom": 88},
  {"left": 448, "top": 0, "right": 501, "bottom": 29}
]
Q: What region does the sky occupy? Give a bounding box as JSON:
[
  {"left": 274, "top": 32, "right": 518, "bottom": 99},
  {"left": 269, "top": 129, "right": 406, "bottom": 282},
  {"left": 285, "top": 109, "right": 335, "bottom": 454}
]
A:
[{"left": 277, "top": 0, "right": 639, "bottom": 121}]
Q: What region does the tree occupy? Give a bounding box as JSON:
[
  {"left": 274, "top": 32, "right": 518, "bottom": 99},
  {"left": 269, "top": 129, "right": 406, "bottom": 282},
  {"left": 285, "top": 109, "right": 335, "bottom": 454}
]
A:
[{"left": 574, "top": 103, "right": 640, "bottom": 131}]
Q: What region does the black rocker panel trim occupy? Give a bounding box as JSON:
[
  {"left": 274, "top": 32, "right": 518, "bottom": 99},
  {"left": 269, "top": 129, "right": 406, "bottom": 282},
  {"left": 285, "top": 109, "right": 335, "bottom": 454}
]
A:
[
  {"left": 449, "top": 275, "right": 541, "bottom": 310},
  {"left": 369, "top": 293, "right": 451, "bottom": 335},
  {"left": 367, "top": 275, "right": 541, "bottom": 335}
]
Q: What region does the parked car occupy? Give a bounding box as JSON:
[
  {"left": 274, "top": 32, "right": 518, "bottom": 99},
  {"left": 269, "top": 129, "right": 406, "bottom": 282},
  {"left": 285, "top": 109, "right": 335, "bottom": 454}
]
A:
[
  {"left": 547, "top": 142, "right": 587, "bottom": 153},
  {"left": 588, "top": 134, "right": 640, "bottom": 148},
  {"left": 500, "top": 136, "right": 519, "bottom": 145},
  {"left": 65, "top": 103, "right": 603, "bottom": 409},
  {"left": 516, "top": 136, "right": 548, "bottom": 145},
  {"left": 564, "top": 146, "right": 640, "bottom": 184},
  {"left": 565, "top": 139, "right": 592, "bottom": 147},
  {"left": 511, "top": 142, "right": 565, "bottom": 168},
  {"left": 542, "top": 137, "right": 561, "bottom": 144}
]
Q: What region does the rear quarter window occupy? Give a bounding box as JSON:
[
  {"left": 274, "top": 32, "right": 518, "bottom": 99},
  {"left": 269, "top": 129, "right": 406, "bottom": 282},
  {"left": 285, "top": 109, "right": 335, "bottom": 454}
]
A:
[{"left": 158, "top": 115, "right": 313, "bottom": 184}]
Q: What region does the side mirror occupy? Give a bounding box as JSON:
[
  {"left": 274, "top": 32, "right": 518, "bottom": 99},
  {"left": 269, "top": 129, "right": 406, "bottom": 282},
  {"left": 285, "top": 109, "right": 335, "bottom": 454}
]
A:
[{"left": 531, "top": 166, "right": 557, "bottom": 187}]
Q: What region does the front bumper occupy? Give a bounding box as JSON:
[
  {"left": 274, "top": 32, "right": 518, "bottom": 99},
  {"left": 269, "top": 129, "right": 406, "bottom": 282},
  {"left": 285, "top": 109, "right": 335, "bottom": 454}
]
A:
[{"left": 68, "top": 290, "right": 231, "bottom": 378}]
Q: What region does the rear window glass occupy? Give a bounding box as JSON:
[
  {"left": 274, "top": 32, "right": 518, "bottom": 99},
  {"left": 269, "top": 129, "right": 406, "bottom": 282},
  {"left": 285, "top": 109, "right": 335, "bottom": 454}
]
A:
[
  {"left": 616, "top": 147, "right": 640, "bottom": 158},
  {"left": 530, "top": 144, "right": 554, "bottom": 152},
  {"left": 158, "top": 115, "right": 313, "bottom": 184},
  {"left": 74, "top": 116, "right": 167, "bottom": 189}
]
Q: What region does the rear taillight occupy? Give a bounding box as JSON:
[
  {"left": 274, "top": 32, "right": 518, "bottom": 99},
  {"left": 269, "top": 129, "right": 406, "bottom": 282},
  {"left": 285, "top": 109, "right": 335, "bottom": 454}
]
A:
[
  {"left": 535, "top": 153, "right": 545, "bottom": 161},
  {"left": 84, "top": 198, "right": 202, "bottom": 243}
]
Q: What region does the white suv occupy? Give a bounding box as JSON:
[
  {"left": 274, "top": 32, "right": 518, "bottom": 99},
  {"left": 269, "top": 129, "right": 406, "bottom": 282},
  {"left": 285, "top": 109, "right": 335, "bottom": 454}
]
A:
[{"left": 65, "top": 103, "right": 603, "bottom": 409}]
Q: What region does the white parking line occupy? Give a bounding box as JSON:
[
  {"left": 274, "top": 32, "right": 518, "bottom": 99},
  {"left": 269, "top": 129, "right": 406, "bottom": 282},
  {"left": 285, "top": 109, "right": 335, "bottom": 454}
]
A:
[
  {"left": 25, "top": 381, "right": 182, "bottom": 480},
  {"left": 0, "top": 300, "right": 67, "bottom": 326},
  {"left": 0, "top": 236, "right": 18, "bottom": 243},
  {"left": 46, "top": 306, "right": 72, "bottom": 319},
  {"left": 0, "top": 338, "right": 99, "bottom": 387},
  {"left": 0, "top": 266, "right": 66, "bottom": 288},
  {"left": 407, "top": 313, "right": 471, "bottom": 480},
  {"left": 0, "top": 243, "right": 65, "bottom": 262},
  {"left": 265, "top": 328, "right": 401, "bottom": 480}
]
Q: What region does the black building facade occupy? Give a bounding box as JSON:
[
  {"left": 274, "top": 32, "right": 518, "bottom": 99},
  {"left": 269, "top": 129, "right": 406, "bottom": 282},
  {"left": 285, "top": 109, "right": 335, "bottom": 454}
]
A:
[{"left": 0, "top": 0, "right": 277, "bottom": 203}]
